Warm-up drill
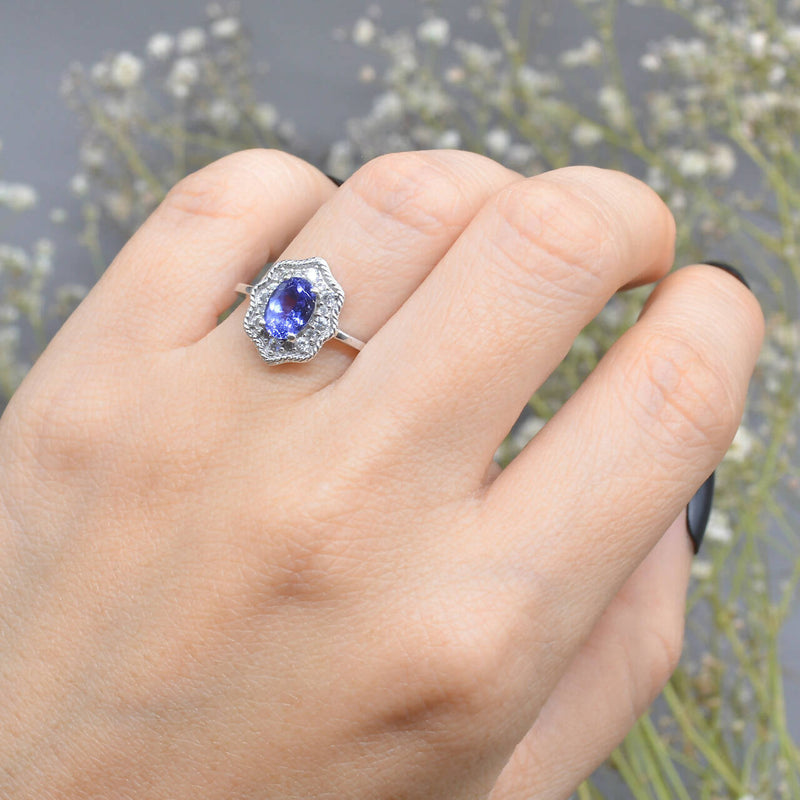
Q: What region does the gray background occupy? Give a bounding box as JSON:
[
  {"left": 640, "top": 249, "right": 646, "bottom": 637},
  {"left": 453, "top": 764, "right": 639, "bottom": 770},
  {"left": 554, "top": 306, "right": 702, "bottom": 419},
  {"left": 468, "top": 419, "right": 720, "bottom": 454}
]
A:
[{"left": 1, "top": 0, "right": 798, "bottom": 747}]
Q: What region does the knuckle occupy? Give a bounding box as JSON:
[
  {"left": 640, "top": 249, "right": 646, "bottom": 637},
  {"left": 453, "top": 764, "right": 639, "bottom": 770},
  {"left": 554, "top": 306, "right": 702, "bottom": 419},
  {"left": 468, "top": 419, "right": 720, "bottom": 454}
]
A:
[
  {"left": 484, "top": 177, "right": 617, "bottom": 309},
  {"left": 160, "top": 149, "right": 283, "bottom": 224},
  {"left": 624, "top": 329, "right": 740, "bottom": 459},
  {"left": 15, "top": 374, "right": 124, "bottom": 476},
  {"left": 378, "top": 588, "right": 533, "bottom": 739},
  {"left": 347, "top": 151, "right": 468, "bottom": 239}
]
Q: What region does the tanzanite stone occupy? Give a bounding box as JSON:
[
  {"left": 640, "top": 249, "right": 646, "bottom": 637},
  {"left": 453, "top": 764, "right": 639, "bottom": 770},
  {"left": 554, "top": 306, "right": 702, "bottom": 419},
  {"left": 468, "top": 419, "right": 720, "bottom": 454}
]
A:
[{"left": 263, "top": 277, "right": 317, "bottom": 340}]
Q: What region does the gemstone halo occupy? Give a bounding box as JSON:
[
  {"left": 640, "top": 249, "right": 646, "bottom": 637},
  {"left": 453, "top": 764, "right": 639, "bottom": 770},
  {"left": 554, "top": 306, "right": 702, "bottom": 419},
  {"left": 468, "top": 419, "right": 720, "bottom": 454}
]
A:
[{"left": 243, "top": 257, "right": 345, "bottom": 365}]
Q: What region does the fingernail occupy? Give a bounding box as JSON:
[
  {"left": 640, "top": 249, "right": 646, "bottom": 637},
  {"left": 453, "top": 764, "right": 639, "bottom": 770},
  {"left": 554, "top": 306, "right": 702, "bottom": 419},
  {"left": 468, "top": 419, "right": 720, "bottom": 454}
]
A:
[
  {"left": 324, "top": 172, "right": 344, "bottom": 187},
  {"left": 702, "top": 260, "right": 750, "bottom": 290},
  {"left": 686, "top": 471, "right": 715, "bottom": 555}
]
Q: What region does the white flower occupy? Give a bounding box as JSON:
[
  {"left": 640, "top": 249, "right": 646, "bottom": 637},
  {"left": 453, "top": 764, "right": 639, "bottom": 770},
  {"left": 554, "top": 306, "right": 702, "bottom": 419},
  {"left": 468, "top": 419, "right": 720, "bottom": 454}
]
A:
[
  {"left": 486, "top": 127, "right": 512, "bottom": 157},
  {"left": 417, "top": 17, "right": 450, "bottom": 47},
  {"left": 352, "top": 18, "right": 376, "bottom": 46},
  {"left": 69, "top": 174, "right": 89, "bottom": 197},
  {"left": 705, "top": 509, "right": 734, "bottom": 544},
  {"left": 507, "top": 143, "right": 537, "bottom": 167},
  {"left": 646, "top": 166, "right": 667, "bottom": 193},
  {"left": 146, "top": 32, "right": 174, "bottom": 60},
  {"left": 691, "top": 560, "right": 714, "bottom": 580},
  {"left": 709, "top": 143, "right": 737, "bottom": 179},
  {"left": 786, "top": 25, "right": 800, "bottom": 49},
  {"left": 726, "top": 424, "right": 755, "bottom": 463},
  {"left": 49, "top": 208, "right": 68, "bottom": 224},
  {"left": 748, "top": 30, "right": 768, "bottom": 58},
  {"left": 211, "top": 17, "right": 240, "bottom": 39},
  {"left": 0, "top": 182, "right": 37, "bottom": 211},
  {"left": 372, "top": 91, "right": 403, "bottom": 121},
  {"left": 326, "top": 140, "right": 354, "bottom": 178},
  {"left": 90, "top": 61, "right": 110, "bottom": 84},
  {"left": 110, "top": 52, "right": 143, "bottom": 89},
  {"left": 677, "top": 149, "right": 709, "bottom": 178},
  {"left": 435, "top": 129, "right": 461, "bottom": 149},
  {"left": 597, "top": 85, "right": 627, "bottom": 128},
  {"left": 167, "top": 57, "right": 200, "bottom": 98},
  {"left": 177, "top": 27, "right": 206, "bottom": 54},
  {"left": 511, "top": 415, "right": 546, "bottom": 450},
  {"left": 768, "top": 64, "right": 786, "bottom": 85},
  {"left": 208, "top": 98, "right": 239, "bottom": 130},
  {"left": 571, "top": 122, "right": 603, "bottom": 148},
  {"left": 252, "top": 102, "right": 278, "bottom": 130},
  {"left": 640, "top": 52, "right": 661, "bottom": 71},
  {"left": 560, "top": 37, "right": 603, "bottom": 68}
]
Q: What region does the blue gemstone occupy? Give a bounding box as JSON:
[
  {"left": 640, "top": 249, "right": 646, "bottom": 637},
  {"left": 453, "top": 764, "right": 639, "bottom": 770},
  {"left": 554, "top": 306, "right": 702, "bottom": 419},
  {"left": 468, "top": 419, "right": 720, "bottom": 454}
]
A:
[{"left": 264, "top": 277, "right": 317, "bottom": 340}]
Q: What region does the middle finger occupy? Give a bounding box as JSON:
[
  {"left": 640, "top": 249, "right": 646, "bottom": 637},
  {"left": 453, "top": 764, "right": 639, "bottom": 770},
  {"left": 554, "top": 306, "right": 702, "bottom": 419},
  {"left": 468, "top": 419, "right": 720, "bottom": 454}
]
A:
[{"left": 337, "top": 166, "right": 676, "bottom": 484}]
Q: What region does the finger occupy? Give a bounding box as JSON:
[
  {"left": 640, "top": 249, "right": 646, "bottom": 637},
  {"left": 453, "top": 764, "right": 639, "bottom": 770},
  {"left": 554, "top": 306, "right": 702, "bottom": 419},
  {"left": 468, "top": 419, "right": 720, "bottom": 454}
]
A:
[
  {"left": 337, "top": 166, "right": 675, "bottom": 482},
  {"left": 480, "top": 264, "right": 763, "bottom": 703},
  {"left": 489, "top": 511, "right": 693, "bottom": 800},
  {"left": 63, "top": 149, "right": 339, "bottom": 354},
  {"left": 208, "top": 150, "right": 522, "bottom": 387}
]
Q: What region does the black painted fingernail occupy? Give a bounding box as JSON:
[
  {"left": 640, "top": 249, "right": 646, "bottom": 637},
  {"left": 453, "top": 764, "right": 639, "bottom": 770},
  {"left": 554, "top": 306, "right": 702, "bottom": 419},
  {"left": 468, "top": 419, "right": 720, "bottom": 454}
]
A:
[
  {"left": 324, "top": 172, "right": 344, "bottom": 187},
  {"left": 702, "top": 260, "right": 750, "bottom": 290},
  {"left": 686, "top": 471, "right": 715, "bottom": 555}
]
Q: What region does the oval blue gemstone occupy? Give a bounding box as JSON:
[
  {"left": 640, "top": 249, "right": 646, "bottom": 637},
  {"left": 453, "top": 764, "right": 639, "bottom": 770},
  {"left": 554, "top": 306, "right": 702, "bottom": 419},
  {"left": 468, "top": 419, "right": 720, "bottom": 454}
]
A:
[{"left": 264, "top": 277, "right": 317, "bottom": 340}]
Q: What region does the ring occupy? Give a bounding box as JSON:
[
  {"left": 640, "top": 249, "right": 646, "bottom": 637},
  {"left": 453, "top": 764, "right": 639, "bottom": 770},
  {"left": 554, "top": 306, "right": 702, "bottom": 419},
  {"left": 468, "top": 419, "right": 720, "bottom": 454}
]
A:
[{"left": 236, "top": 257, "right": 366, "bottom": 365}]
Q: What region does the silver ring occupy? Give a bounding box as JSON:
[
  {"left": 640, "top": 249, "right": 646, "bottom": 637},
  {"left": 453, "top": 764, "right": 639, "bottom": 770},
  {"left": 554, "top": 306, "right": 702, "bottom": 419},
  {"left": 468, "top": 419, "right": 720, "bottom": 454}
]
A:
[{"left": 236, "top": 257, "right": 365, "bottom": 365}]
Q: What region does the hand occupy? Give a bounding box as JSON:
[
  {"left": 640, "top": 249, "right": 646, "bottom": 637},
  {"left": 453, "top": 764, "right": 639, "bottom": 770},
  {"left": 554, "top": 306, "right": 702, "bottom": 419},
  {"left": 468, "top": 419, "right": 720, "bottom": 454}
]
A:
[{"left": 0, "top": 149, "right": 763, "bottom": 799}]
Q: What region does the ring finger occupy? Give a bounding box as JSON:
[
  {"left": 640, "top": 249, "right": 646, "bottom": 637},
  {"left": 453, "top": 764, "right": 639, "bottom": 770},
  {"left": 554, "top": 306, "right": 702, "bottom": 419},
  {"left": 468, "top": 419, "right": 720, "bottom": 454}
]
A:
[{"left": 207, "top": 149, "right": 522, "bottom": 392}]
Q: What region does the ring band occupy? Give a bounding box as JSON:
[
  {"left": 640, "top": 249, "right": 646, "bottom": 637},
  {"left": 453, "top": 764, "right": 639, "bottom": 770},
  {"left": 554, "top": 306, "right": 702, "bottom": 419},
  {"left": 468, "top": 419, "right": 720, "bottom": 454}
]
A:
[{"left": 236, "top": 257, "right": 365, "bottom": 365}]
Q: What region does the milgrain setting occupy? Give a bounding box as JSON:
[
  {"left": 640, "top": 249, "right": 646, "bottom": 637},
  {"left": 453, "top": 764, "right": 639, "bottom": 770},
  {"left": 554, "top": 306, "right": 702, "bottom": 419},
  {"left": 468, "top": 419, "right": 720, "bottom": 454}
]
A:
[{"left": 237, "top": 257, "right": 364, "bottom": 365}]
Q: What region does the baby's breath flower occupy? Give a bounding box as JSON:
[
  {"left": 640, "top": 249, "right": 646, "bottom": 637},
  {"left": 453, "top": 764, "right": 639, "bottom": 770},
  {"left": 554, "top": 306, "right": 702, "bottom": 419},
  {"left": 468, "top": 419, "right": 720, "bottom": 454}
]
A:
[
  {"left": 0, "top": 182, "right": 37, "bottom": 212},
  {"left": 326, "top": 140, "right": 355, "bottom": 179},
  {"left": 69, "top": 173, "right": 89, "bottom": 197},
  {"left": 49, "top": 208, "right": 67, "bottom": 224},
  {"left": 708, "top": 143, "right": 737, "bottom": 179},
  {"left": 677, "top": 149, "right": 709, "bottom": 178},
  {"left": 110, "top": 51, "right": 143, "bottom": 89},
  {"left": 571, "top": 121, "right": 603, "bottom": 148},
  {"left": 640, "top": 52, "right": 661, "bottom": 71},
  {"left": 691, "top": 560, "right": 714, "bottom": 580},
  {"left": 597, "top": 85, "right": 627, "bottom": 128},
  {"left": 104, "top": 191, "right": 132, "bottom": 223},
  {"left": 511, "top": 415, "right": 546, "bottom": 451},
  {"left": 208, "top": 98, "right": 239, "bottom": 130},
  {"left": 485, "top": 127, "right": 512, "bottom": 158},
  {"left": 560, "top": 37, "right": 603, "bottom": 68},
  {"left": 706, "top": 509, "right": 734, "bottom": 544},
  {"left": 252, "top": 102, "right": 278, "bottom": 130},
  {"left": 747, "top": 31, "right": 768, "bottom": 59},
  {"left": 417, "top": 17, "right": 450, "bottom": 47},
  {"left": 210, "top": 16, "right": 240, "bottom": 39},
  {"left": 90, "top": 61, "right": 110, "bottom": 85},
  {"left": 726, "top": 424, "right": 756, "bottom": 463},
  {"left": 177, "top": 27, "right": 206, "bottom": 54},
  {"left": 146, "top": 32, "right": 174, "bottom": 61},
  {"left": 166, "top": 57, "right": 200, "bottom": 98},
  {"left": 352, "top": 18, "right": 376, "bottom": 46},
  {"left": 435, "top": 129, "right": 461, "bottom": 149}
]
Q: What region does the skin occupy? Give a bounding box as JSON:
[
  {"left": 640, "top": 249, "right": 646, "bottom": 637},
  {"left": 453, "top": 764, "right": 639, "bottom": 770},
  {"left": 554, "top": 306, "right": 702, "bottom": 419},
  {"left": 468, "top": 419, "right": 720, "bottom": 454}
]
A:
[{"left": 0, "top": 149, "right": 764, "bottom": 799}]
